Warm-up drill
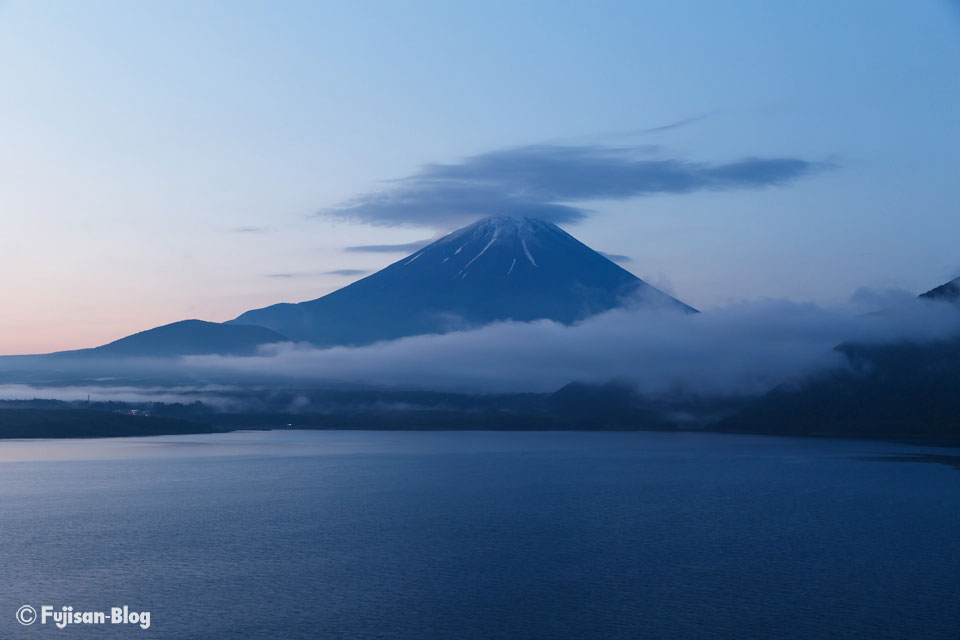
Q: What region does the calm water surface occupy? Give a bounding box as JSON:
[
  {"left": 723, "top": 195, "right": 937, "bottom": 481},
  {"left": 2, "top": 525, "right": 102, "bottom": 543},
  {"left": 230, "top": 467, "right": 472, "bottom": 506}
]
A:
[{"left": 0, "top": 430, "right": 957, "bottom": 639}]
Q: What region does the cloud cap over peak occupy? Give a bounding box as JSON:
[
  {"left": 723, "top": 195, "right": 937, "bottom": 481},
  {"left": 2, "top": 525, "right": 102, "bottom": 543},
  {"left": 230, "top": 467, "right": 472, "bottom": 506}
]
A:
[{"left": 325, "top": 143, "right": 831, "bottom": 228}]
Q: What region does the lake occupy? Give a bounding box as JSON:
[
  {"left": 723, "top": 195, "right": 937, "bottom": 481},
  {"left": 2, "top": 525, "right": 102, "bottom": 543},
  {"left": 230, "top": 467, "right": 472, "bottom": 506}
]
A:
[{"left": 0, "top": 430, "right": 957, "bottom": 639}]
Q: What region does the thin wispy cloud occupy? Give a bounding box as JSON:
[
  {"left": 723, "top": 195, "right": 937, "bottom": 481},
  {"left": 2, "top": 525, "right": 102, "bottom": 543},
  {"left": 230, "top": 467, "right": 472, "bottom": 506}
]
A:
[
  {"left": 325, "top": 269, "right": 369, "bottom": 276},
  {"left": 600, "top": 252, "right": 631, "bottom": 264},
  {"left": 229, "top": 226, "right": 270, "bottom": 234},
  {"left": 548, "top": 111, "right": 719, "bottom": 144},
  {"left": 326, "top": 144, "right": 831, "bottom": 228},
  {"left": 266, "top": 269, "right": 369, "bottom": 278},
  {"left": 847, "top": 287, "right": 917, "bottom": 313},
  {"left": 266, "top": 269, "right": 369, "bottom": 279},
  {"left": 344, "top": 239, "right": 434, "bottom": 253},
  {"left": 639, "top": 112, "right": 718, "bottom": 134}
]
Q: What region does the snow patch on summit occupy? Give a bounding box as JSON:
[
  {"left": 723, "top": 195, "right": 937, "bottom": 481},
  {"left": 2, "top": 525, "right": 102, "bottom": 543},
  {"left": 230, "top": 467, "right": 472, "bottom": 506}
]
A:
[{"left": 463, "top": 227, "right": 500, "bottom": 270}]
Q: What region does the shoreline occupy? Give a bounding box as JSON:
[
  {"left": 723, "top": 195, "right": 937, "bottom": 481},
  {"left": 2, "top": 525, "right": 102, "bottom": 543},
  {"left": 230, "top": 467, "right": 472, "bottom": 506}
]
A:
[{"left": 1, "top": 422, "right": 958, "bottom": 450}]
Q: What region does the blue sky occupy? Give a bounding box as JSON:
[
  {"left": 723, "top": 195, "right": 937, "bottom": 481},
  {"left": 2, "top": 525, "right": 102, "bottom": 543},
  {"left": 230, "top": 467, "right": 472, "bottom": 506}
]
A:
[{"left": 1, "top": 0, "right": 958, "bottom": 353}]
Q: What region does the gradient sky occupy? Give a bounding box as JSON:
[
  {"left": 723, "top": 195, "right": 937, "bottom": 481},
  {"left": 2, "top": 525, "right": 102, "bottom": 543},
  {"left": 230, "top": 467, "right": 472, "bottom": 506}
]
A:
[{"left": 1, "top": 0, "right": 959, "bottom": 354}]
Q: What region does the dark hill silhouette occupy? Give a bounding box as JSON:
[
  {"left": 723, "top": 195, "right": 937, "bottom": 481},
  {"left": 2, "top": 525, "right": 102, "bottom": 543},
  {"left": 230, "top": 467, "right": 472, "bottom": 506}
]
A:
[
  {"left": 719, "top": 277, "right": 960, "bottom": 441},
  {"left": 919, "top": 276, "right": 960, "bottom": 303},
  {"left": 50, "top": 320, "right": 288, "bottom": 358}
]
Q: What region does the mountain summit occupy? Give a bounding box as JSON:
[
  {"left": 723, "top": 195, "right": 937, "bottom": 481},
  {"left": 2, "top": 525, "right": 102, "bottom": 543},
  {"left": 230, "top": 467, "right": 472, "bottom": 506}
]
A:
[{"left": 231, "top": 216, "right": 696, "bottom": 346}]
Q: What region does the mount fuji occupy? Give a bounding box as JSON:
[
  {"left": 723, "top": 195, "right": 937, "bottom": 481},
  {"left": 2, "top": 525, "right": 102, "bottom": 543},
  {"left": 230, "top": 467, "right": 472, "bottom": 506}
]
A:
[{"left": 231, "top": 216, "right": 696, "bottom": 346}]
